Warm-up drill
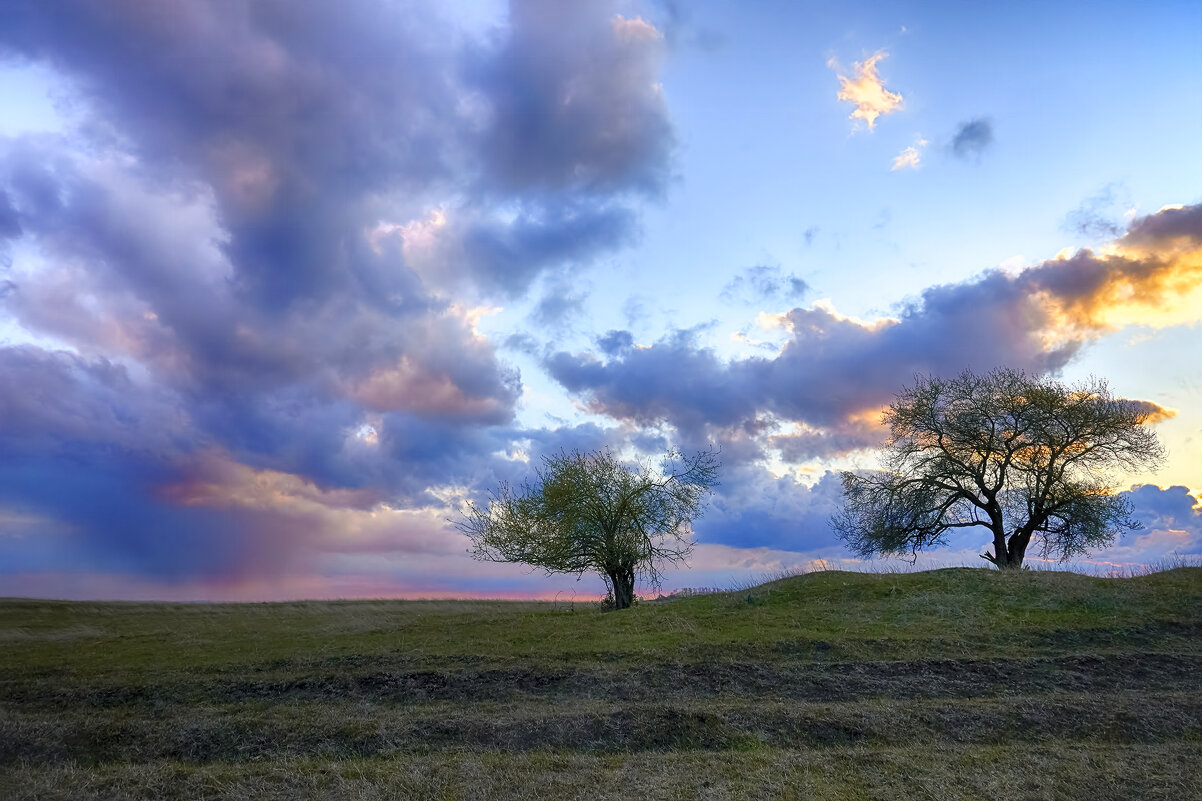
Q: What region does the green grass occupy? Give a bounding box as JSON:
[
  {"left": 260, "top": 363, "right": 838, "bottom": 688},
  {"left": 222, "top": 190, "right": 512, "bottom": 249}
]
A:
[{"left": 2, "top": 567, "right": 1201, "bottom": 799}]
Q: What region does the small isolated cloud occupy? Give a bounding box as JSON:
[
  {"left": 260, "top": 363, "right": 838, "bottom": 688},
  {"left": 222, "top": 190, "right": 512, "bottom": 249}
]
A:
[
  {"left": 891, "top": 147, "right": 921, "bottom": 171},
  {"left": 891, "top": 138, "right": 927, "bottom": 171},
  {"left": 950, "top": 118, "right": 993, "bottom": 159},
  {"left": 830, "top": 51, "right": 903, "bottom": 131},
  {"left": 721, "top": 264, "right": 808, "bottom": 304}
]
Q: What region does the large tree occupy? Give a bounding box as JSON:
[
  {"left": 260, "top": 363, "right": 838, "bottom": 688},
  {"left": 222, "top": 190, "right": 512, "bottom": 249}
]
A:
[
  {"left": 457, "top": 448, "right": 719, "bottom": 609},
  {"left": 833, "top": 369, "right": 1164, "bottom": 569}
]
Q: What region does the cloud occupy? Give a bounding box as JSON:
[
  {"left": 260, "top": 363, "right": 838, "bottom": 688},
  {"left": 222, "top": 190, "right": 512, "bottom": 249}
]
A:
[
  {"left": 1099, "top": 484, "right": 1202, "bottom": 564},
  {"left": 721, "top": 264, "right": 809, "bottom": 304},
  {"left": 547, "top": 327, "right": 754, "bottom": 435},
  {"left": 596, "top": 329, "right": 635, "bottom": 355},
  {"left": 770, "top": 411, "right": 887, "bottom": 463},
  {"left": 1063, "top": 183, "right": 1130, "bottom": 239},
  {"left": 0, "top": 188, "right": 21, "bottom": 239},
  {"left": 1028, "top": 203, "right": 1202, "bottom": 332},
  {"left": 950, "top": 118, "right": 993, "bottom": 159},
  {"left": 657, "top": 1, "right": 726, "bottom": 53},
  {"left": 0, "top": 338, "right": 632, "bottom": 587},
  {"left": 830, "top": 51, "right": 903, "bottom": 130},
  {"left": 546, "top": 275, "right": 1075, "bottom": 451},
  {"left": 1119, "top": 399, "right": 1177, "bottom": 425},
  {"left": 379, "top": 200, "right": 641, "bottom": 297},
  {"left": 891, "top": 138, "right": 927, "bottom": 171},
  {"left": 472, "top": 1, "right": 673, "bottom": 196},
  {"left": 697, "top": 469, "right": 847, "bottom": 552},
  {"left": 528, "top": 274, "right": 590, "bottom": 330},
  {"left": 0, "top": 0, "right": 680, "bottom": 593},
  {"left": 546, "top": 203, "right": 1202, "bottom": 459},
  {"left": 0, "top": 0, "right": 670, "bottom": 306},
  {"left": 0, "top": 343, "right": 512, "bottom": 578}
]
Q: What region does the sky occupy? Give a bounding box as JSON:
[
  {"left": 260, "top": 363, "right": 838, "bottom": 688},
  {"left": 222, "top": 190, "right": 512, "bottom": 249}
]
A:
[{"left": 0, "top": 0, "right": 1200, "bottom": 601}]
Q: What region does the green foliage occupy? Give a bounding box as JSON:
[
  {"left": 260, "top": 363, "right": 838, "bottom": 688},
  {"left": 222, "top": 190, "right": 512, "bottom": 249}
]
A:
[
  {"left": 834, "top": 369, "right": 1165, "bottom": 569},
  {"left": 457, "top": 447, "right": 719, "bottom": 609}
]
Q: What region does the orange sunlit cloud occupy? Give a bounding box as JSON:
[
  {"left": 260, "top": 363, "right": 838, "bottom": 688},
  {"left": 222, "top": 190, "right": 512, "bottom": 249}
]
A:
[
  {"left": 830, "top": 51, "right": 904, "bottom": 130},
  {"left": 1028, "top": 208, "right": 1202, "bottom": 336},
  {"left": 156, "top": 451, "right": 463, "bottom": 560},
  {"left": 1119, "top": 399, "right": 1178, "bottom": 425}
]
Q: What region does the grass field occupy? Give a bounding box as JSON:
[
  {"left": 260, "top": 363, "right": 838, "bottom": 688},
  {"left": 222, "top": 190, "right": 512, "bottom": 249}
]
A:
[{"left": 2, "top": 567, "right": 1200, "bottom": 800}]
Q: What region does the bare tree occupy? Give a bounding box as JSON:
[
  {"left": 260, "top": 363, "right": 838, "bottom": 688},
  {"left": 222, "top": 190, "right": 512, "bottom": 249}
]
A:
[
  {"left": 833, "top": 369, "right": 1164, "bottom": 569},
  {"left": 457, "top": 448, "right": 719, "bottom": 608}
]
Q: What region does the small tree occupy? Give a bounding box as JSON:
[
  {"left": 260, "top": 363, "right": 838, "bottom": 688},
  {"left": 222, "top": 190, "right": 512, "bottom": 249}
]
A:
[
  {"left": 457, "top": 448, "right": 719, "bottom": 609},
  {"left": 833, "top": 369, "right": 1164, "bottom": 569}
]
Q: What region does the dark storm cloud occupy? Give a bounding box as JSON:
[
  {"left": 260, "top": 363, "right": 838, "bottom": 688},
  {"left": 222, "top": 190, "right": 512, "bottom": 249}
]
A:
[
  {"left": 0, "top": 346, "right": 178, "bottom": 457},
  {"left": 0, "top": 347, "right": 275, "bottom": 579},
  {"left": 0, "top": 0, "right": 670, "bottom": 300},
  {"left": 0, "top": 0, "right": 676, "bottom": 586},
  {"left": 473, "top": 0, "right": 673, "bottom": 196},
  {"left": 950, "top": 118, "right": 993, "bottom": 159},
  {"left": 0, "top": 140, "right": 522, "bottom": 427},
  {"left": 547, "top": 204, "right": 1200, "bottom": 457},
  {"left": 0, "top": 344, "right": 525, "bottom": 579},
  {"left": 1, "top": 1, "right": 460, "bottom": 306},
  {"left": 454, "top": 203, "right": 637, "bottom": 295},
  {"left": 720, "top": 264, "right": 808, "bottom": 304}
]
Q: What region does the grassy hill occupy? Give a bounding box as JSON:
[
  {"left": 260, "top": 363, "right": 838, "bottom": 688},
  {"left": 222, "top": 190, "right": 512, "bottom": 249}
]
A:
[{"left": 2, "top": 567, "right": 1200, "bottom": 800}]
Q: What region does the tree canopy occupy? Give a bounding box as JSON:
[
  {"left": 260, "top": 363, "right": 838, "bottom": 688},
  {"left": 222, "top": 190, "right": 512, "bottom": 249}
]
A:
[
  {"left": 457, "top": 447, "right": 719, "bottom": 608},
  {"left": 832, "top": 369, "right": 1165, "bottom": 569}
]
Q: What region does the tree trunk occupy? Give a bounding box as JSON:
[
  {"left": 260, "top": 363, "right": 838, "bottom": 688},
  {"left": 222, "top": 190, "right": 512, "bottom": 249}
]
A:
[
  {"left": 1002, "top": 529, "right": 1031, "bottom": 570},
  {"left": 981, "top": 528, "right": 1030, "bottom": 570},
  {"left": 994, "top": 551, "right": 1025, "bottom": 570},
  {"left": 981, "top": 519, "right": 1028, "bottom": 570},
  {"left": 609, "top": 568, "right": 636, "bottom": 610}
]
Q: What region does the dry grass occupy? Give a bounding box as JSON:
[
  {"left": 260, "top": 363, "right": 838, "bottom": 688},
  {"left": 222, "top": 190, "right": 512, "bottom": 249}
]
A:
[{"left": 4, "top": 745, "right": 1199, "bottom": 801}]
